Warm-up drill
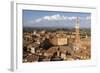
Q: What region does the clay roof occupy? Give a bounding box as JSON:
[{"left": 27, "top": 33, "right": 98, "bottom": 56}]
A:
[{"left": 26, "top": 54, "right": 39, "bottom": 62}]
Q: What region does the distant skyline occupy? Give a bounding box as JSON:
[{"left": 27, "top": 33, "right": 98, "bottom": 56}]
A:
[{"left": 23, "top": 10, "right": 91, "bottom": 28}]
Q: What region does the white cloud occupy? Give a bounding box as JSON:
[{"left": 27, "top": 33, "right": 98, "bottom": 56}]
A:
[
  {"left": 35, "top": 18, "right": 42, "bottom": 22},
  {"left": 34, "top": 14, "right": 68, "bottom": 22},
  {"left": 86, "top": 16, "right": 91, "bottom": 20},
  {"left": 68, "top": 16, "right": 77, "bottom": 20},
  {"left": 29, "top": 14, "right": 90, "bottom": 24},
  {"left": 43, "top": 16, "right": 51, "bottom": 20}
]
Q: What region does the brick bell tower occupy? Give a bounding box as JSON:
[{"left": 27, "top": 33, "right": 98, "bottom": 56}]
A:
[{"left": 75, "top": 17, "right": 80, "bottom": 51}]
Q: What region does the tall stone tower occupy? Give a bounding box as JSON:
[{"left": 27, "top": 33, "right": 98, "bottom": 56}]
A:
[{"left": 75, "top": 17, "right": 80, "bottom": 51}]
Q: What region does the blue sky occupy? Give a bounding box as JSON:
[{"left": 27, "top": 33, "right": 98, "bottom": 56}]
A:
[{"left": 23, "top": 10, "right": 91, "bottom": 28}]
